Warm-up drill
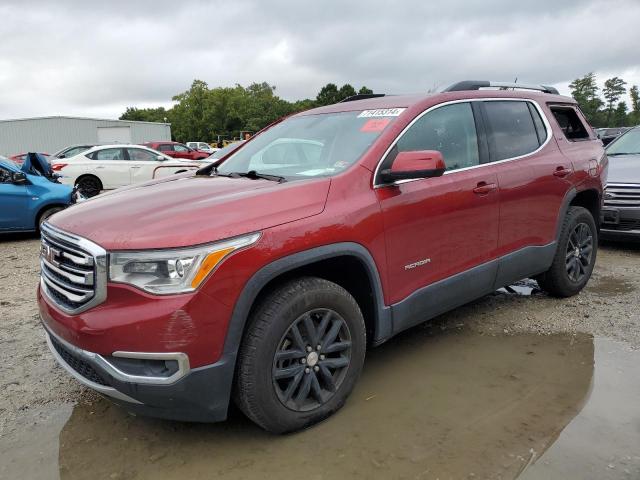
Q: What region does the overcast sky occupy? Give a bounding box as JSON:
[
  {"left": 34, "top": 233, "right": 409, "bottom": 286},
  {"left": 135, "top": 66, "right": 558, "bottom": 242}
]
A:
[{"left": 1, "top": 0, "right": 639, "bottom": 119}]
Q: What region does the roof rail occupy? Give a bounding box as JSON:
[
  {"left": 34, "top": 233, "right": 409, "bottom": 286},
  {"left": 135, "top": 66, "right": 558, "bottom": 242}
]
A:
[
  {"left": 339, "top": 93, "right": 385, "bottom": 103},
  {"left": 443, "top": 80, "right": 559, "bottom": 95}
]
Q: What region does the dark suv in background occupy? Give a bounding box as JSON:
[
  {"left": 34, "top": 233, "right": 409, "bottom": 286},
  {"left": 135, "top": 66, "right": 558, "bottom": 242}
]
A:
[
  {"left": 40, "top": 80, "right": 606, "bottom": 433},
  {"left": 601, "top": 126, "right": 640, "bottom": 240}
]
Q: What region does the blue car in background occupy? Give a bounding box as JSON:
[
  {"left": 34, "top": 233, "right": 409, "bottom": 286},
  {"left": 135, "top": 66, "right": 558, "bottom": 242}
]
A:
[{"left": 0, "top": 153, "right": 77, "bottom": 233}]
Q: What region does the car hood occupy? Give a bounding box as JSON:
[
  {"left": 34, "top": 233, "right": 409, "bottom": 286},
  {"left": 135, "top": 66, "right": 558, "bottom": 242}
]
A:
[
  {"left": 606, "top": 154, "right": 640, "bottom": 184},
  {"left": 49, "top": 175, "right": 331, "bottom": 250}
]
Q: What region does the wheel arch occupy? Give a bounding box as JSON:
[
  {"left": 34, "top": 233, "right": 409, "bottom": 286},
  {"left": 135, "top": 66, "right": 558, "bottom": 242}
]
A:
[
  {"left": 570, "top": 188, "right": 601, "bottom": 231},
  {"left": 75, "top": 173, "right": 103, "bottom": 187},
  {"left": 35, "top": 203, "right": 68, "bottom": 230},
  {"left": 222, "top": 243, "right": 391, "bottom": 361}
]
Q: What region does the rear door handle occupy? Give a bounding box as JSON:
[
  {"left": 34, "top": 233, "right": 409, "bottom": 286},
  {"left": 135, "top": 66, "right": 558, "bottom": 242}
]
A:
[
  {"left": 130, "top": 166, "right": 141, "bottom": 169},
  {"left": 473, "top": 182, "right": 497, "bottom": 195},
  {"left": 553, "top": 166, "right": 573, "bottom": 177}
]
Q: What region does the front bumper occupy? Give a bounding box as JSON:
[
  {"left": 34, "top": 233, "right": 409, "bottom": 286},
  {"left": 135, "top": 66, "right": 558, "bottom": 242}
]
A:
[
  {"left": 601, "top": 206, "right": 640, "bottom": 241},
  {"left": 43, "top": 322, "right": 236, "bottom": 422}
]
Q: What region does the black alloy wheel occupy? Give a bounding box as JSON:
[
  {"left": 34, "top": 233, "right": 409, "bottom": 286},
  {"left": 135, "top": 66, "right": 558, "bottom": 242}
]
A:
[
  {"left": 565, "top": 222, "right": 594, "bottom": 283},
  {"left": 272, "top": 308, "right": 352, "bottom": 412},
  {"left": 536, "top": 206, "right": 598, "bottom": 297},
  {"left": 234, "top": 277, "right": 366, "bottom": 433}
]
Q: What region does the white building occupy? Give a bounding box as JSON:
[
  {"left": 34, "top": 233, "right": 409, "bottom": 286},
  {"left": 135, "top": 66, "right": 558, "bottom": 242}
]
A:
[{"left": 0, "top": 116, "right": 172, "bottom": 156}]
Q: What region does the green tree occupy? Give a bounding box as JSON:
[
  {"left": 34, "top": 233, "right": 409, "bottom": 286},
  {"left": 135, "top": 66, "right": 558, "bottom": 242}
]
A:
[
  {"left": 316, "top": 83, "right": 340, "bottom": 106},
  {"left": 629, "top": 85, "right": 640, "bottom": 125},
  {"left": 358, "top": 86, "right": 373, "bottom": 95},
  {"left": 170, "top": 79, "right": 211, "bottom": 142},
  {"left": 119, "top": 106, "right": 169, "bottom": 123},
  {"left": 613, "top": 101, "right": 628, "bottom": 127},
  {"left": 603, "top": 76, "right": 627, "bottom": 126},
  {"left": 569, "top": 73, "right": 603, "bottom": 125},
  {"left": 337, "top": 83, "right": 357, "bottom": 100}
]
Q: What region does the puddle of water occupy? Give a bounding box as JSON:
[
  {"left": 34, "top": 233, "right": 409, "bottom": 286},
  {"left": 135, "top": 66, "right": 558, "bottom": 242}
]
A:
[
  {"left": 519, "top": 337, "right": 640, "bottom": 479},
  {"left": 3, "top": 329, "right": 638, "bottom": 480},
  {"left": 0, "top": 330, "right": 596, "bottom": 480},
  {"left": 587, "top": 275, "right": 636, "bottom": 296},
  {"left": 0, "top": 403, "right": 73, "bottom": 480}
]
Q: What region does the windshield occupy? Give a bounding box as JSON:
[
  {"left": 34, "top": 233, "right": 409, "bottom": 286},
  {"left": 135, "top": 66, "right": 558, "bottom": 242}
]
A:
[
  {"left": 607, "top": 128, "right": 640, "bottom": 155},
  {"left": 216, "top": 111, "right": 396, "bottom": 179}
]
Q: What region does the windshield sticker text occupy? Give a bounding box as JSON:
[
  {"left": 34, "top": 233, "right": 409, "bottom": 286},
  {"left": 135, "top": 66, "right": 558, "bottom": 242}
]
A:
[{"left": 358, "top": 108, "right": 406, "bottom": 118}]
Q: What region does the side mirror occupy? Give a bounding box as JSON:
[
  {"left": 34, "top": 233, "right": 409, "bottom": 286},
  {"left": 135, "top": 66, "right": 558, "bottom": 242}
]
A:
[
  {"left": 379, "top": 150, "right": 446, "bottom": 183},
  {"left": 12, "top": 171, "right": 30, "bottom": 185},
  {"left": 156, "top": 155, "right": 166, "bottom": 161},
  {"left": 58, "top": 154, "right": 66, "bottom": 159}
]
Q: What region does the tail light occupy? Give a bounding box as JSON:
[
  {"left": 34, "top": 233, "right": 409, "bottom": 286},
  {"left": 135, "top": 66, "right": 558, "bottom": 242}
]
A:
[{"left": 51, "top": 163, "right": 67, "bottom": 171}]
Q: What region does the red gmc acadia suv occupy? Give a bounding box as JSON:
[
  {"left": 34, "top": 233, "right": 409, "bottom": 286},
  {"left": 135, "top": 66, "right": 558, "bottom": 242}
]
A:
[{"left": 39, "top": 81, "right": 607, "bottom": 433}]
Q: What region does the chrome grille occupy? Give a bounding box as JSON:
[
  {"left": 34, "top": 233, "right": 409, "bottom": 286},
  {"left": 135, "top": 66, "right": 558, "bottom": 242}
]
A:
[
  {"left": 40, "top": 223, "right": 107, "bottom": 314},
  {"left": 604, "top": 183, "right": 640, "bottom": 207}
]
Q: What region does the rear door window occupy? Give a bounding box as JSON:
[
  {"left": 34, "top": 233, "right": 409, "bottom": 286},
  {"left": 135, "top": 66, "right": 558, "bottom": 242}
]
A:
[
  {"left": 91, "top": 148, "right": 126, "bottom": 160},
  {"left": 483, "top": 101, "right": 541, "bottom": 161},
  {"left": 549, "top": 106, "right": 590, "bottom": 141},
  {"left": 158, "top": 144, "right": 173, "bottom": 152}
]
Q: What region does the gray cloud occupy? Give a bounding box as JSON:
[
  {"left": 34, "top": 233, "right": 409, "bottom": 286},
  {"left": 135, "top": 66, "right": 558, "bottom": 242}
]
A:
[{"left": 0, "top": 0, "right": 639, "bottom": 119}]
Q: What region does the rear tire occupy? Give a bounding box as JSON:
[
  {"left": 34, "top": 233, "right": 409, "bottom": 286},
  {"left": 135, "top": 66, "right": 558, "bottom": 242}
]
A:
[
  {"left": 234, "top": 277, "right": 366, "bottom": 433},
  {"left": 536, "top": 206, "right": 597, "bottom": 297},
  {"left": 75, "top": 175, "right": 102, "bottom": 198}
]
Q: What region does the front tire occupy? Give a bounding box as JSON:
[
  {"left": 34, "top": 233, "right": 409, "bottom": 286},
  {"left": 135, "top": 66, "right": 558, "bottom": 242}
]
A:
[
  {"left": 234, "top": 277, "right": 366, "bottom": 433},
  {"left": 536, "top": 206, "right": 597, "bottom": 297}
]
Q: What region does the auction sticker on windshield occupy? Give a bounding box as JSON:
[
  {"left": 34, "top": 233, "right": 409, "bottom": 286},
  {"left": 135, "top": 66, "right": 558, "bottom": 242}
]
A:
[{"left": 358, "top": 108, "right": 406, "bottom": 118}]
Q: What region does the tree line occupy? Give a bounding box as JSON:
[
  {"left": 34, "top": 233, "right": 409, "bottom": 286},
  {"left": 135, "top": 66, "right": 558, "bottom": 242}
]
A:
[
  {"left": 121, "top": 73, "right": 640, "bottom": 142},
  {"left": 120, "top": 81, "right": 373, "bottom": 143},
  {"left": 569, "top": 73, "right": 640, "bottom": 128}
]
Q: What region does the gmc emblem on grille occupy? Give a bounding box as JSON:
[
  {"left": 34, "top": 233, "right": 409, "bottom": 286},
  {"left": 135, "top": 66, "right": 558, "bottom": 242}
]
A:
[{"left": 41, "top": 243, "right": 61, "bottom": 267}]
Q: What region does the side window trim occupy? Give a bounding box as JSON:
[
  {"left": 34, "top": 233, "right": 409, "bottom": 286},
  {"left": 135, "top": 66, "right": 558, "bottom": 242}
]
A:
[{"left": 470, "top": 102, "right": 490, "bottom": 164}]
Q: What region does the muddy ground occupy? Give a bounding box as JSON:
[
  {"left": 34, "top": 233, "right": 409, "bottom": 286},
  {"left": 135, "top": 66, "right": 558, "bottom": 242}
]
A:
[{"left": 0, "top": 234, "right": 639, "bottom": 479}]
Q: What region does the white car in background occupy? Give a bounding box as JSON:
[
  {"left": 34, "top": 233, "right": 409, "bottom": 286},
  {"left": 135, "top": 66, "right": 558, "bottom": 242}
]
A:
[
  {"left": 51, "top": 144, "right": 202, "bottom": 197},
  {"left": 187, "top": 141, "right": 218, "bottom": 154}
]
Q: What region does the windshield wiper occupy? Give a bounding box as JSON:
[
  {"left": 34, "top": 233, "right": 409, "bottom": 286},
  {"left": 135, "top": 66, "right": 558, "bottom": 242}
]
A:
[
  {"left": 228, "top": 170, "right": 286, "bottom": 182},
  {"left": 607, "top": 152, "right": 640, "bottom": 156}
]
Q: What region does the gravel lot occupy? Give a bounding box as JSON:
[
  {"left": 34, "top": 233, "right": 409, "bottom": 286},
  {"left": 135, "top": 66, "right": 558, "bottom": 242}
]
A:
[{"left": 0, "top": 233, "right": 638, "bottom": 479}]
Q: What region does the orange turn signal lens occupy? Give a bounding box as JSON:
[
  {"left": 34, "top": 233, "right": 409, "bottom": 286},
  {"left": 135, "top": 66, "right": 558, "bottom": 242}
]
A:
[{"left": 190, "top": 247, "right": 236, "bottom": 288}]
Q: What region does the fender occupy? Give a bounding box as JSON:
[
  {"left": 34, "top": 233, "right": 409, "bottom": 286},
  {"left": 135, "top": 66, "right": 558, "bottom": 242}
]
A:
[
  {"left": 555, "top": 187, "right": 577, "bottom": 241},
  {"left": 221, "top": 242, "right": 392, "bottom": 360}
]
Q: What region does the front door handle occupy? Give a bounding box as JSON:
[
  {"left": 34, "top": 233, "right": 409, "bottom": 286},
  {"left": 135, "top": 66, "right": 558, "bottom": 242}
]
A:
[
  {"left": 130, "top": 166, "right": 141, "bottom": 169},
  {"left": 473, "top": 182, "right": 497, "bottom": 195},
  {"left": 553, "top": 166, "right": 573, "bottom": 177}
]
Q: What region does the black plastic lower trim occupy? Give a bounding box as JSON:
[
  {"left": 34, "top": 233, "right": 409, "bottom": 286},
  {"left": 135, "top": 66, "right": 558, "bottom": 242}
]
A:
[{"left": 390, "top": 242, "right": 557, "bottom": 335}]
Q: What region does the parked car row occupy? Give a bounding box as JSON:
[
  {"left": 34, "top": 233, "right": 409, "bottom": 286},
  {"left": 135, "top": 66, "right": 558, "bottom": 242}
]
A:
[
  {"left": 51, "top": 144, "right": 205, "bottom": 197},
  {"left": 7, "top": 140, "right": 218, "bottom": 165},
  {"left": 3, "top": 139, "right": 245, "bottom": 201}
]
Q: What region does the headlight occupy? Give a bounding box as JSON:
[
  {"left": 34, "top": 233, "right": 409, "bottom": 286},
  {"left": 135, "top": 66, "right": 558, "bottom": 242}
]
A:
[{"left": 109, "top": 233, "right": 260, "bottom": 294}]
